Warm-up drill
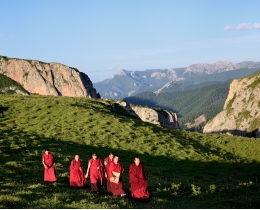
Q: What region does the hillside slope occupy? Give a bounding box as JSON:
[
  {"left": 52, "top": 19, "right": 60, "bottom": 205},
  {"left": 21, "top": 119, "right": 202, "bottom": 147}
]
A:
[
  {"left": 0, "top": 73, "right": 29, "bottom": 95},
  {"left": 1, "top": 94, "right": 260, "bottom": 208},
  {"left": 203, "top": 73, "right": 260, "bottom": 138},
  {"left": 0, "top": 55, "right": 100, "bottom": 98}
]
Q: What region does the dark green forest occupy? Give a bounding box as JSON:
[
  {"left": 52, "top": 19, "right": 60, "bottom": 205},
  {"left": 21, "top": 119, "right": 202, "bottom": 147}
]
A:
[{"left": 124, "top": 81, "right": 230, "bottom": 132}]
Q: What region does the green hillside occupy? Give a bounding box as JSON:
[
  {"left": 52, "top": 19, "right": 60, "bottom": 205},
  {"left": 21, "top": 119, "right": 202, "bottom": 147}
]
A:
[
  {"left": 1, "top": 95, "right": 260, "bottom": 208},
  {"left": 125, "top": 81, "right": 230, "bottom": 131},
  {"left": 0, "top": 73, "right": 29, "bottom": 95}
]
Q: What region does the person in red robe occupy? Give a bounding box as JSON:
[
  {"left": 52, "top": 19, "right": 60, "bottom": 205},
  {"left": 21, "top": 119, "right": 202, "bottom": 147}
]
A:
[
  {"left": 42, "top": 149, "right": 57, "bottom": 183},
  {"left": 129, "top": 157, "right": 149, "bottom": 200},
  {"left": 104, "top": 152, "right": 114, "bottom": 194},
  {"left": 70, "top": 155, "right": 86, "bottom": 188},
  {"left": 108, "top": 155, "right": 126, "bottom": 197},
  {"left": 85, "top": 153, "right": 105, "bottom": 194}
]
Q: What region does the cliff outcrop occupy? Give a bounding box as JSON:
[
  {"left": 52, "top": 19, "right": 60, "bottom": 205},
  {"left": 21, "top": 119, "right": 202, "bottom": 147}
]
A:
[
  {"left": 203, "top": 73, "right": 260, "bottom": 138},
  {"left": 117, "top": 101, "right": 178, "bottom": 129},
  {"left": 0, "top": 56, "right": 100, "bottom": 98}
]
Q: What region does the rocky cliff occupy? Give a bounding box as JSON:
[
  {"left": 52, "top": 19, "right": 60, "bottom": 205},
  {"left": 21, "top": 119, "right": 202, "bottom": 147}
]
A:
[
  {"left": 0, "top": 56, "right": 100, "bottom": 98},
  {"left": 116, "top": 101, "right": 178, "bottom": 129},
  {"left": 203, "top": 73, "right": 260, "bottom": 138}
]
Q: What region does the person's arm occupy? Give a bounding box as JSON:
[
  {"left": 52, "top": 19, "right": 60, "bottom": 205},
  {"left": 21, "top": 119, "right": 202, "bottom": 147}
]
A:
[
  {"left": 85, "top": 161, "right": 91, "bottom": 178},
  {"left": 42, "top": 157, "right": 47, "bottom": 168}
]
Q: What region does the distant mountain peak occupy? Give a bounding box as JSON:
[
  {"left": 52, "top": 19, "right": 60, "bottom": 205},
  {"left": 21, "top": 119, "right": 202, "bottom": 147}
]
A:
[
  {"left": 182, "top": 60, "right": 239, "bottom": 75},
  {"left": 116, "top": 69, "right": 128, "bottom": 76}
]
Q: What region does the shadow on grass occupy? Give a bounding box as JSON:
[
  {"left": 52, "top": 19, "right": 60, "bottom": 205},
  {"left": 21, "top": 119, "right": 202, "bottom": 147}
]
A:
[{"left": 1, "top": 126, "right": 260, "bottom": 208}]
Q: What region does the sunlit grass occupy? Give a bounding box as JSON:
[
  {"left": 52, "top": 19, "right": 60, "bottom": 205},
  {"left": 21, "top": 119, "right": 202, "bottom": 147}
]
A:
[{"left": 0, "top": 94, "right": 260, "bottom": 208}]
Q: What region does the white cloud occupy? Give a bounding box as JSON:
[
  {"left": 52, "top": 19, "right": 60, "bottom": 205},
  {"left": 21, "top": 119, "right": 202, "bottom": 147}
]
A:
[
  {"left": 253, "top": 23, "right": 260, "bottom": 29},
  {"left": 236, "top": 23, "right": 252, "bottom": 31},
  {"left": 225, "top": 22, "right": 260, "bottom": 31},
  {"left": 224, "top": 26, "right": 234, "bottom": 31}
]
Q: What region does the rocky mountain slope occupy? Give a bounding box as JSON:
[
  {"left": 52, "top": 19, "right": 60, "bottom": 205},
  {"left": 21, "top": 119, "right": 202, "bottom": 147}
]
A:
[
  {"left": 115, "top": 101, "right": 178, "bottom": 129},
  {"left": 95, "top": 60, "right": 260, "bottom": 99},
  {"left": 0, "top": 55, "right": 100, "bottom": 98},
  {"left": 203, "top": 72, "right": 260, "bottom": 138}
]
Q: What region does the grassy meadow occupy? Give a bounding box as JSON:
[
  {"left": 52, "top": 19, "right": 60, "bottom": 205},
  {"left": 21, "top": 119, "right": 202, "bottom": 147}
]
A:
[{"left": 1, "top": 94, "right": 260, "bottom": 208}]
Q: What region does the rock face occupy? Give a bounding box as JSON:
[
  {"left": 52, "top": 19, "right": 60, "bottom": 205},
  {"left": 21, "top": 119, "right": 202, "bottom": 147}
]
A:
[
  {"left": 203, "top": 74, "right": 260, "bottom": 138},
  {"left": 117, "top": 101, "right": 179, "bottom": 129},
  {"left": 0, "top": 56, "right": 100, "bottom": 98}
]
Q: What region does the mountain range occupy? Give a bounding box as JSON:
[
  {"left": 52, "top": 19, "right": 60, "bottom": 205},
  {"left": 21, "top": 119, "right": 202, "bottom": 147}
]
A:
[{"left": 94, "top": 60, "right": 260, "bottom": 99}]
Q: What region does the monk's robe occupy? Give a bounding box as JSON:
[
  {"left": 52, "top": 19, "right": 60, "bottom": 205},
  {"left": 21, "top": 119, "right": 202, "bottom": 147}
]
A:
[
  {"left": 70, "top": 159, "right": 86, "bottom": 188},
  {"left": 89, "top": 158, "right": 104, "bottom": 192},
  {"left": 129, "top": 163, "right": 149, "bottom": 200},
  {"left": 104, "top": 156, "right": 113, "bottom": 193},
  {"left": 108, "top": 161, "right": 126, "bottom": 196},
  {"left": 42, "top": 152, "right": 57, "bottom": 183}
]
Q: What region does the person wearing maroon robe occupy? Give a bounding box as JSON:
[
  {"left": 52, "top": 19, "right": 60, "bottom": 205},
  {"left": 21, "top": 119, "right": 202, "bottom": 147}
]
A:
[
  {"left": 129, "top": 157, "right": 149, "bottom": 200},
  {"left": 42, "top": 149, "right": 57, "bottom": 183},
  {"left": 70, "top": 155, "right": 86, "bottom": 188},
  {"left": 108, "top": 155, "right": 126, "bottom": 197},
  {"left": 85, "top": 153, "right": 105, "bottom": 194},
  {"left": 104, "top": 152, "right": 114, "bottom": 194}
]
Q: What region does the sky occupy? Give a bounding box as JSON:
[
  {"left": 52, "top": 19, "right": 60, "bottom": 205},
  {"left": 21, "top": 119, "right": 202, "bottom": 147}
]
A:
[{"left": 1, "top": 0, "right": 260, "bottom": 83}]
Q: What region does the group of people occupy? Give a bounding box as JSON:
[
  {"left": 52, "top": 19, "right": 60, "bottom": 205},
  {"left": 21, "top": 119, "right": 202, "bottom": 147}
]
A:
[{"left": 42, "top": 149, "right": 149, "bottom": 200}]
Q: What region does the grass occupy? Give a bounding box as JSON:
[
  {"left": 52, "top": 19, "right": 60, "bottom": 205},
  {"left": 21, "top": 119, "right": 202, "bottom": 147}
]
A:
[{"left": 1, "top": 94, "right": 260, "bottom": 208}]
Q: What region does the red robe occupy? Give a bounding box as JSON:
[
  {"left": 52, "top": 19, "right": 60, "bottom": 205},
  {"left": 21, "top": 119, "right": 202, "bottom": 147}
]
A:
[
  {"left": 70, "top": 159, "right": 86, "bottom": 187},
  {"left": 129, "top": 163, "right": 149, "bottom": 199},
  {"left": 104, "top": 157, "right": 113, "bottom": 193},
  {"left": 104, "top": 156, "right": 113, "bottom": 179},
  {"left": 108, "top": 161, "right": 126, "bottom": 196},
  {"left": 42, "top": 153, "right": 57, "bottom": 182},
  {"left": 89, "top": 158, "right": 104, "bottom": 185}
]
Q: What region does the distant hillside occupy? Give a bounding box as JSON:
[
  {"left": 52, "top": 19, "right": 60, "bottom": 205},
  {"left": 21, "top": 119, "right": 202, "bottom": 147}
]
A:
[
  {"left": 204, "top": 72, "right": 260, "bottom": 138},
  {"left": 0, "top": 55, "right": 100, "bottom": 98},
  {"left": 95, "top": 60, "right": 260, "bottom": 99},
  {"left": 124, "top": 81, "right": 230, "bottom": 131},
  {"left": 154, "top": 81, "right": 221, "bottom": 94},
  {"left": 0, "top": 73, "right": 29, "bottom": 95}
]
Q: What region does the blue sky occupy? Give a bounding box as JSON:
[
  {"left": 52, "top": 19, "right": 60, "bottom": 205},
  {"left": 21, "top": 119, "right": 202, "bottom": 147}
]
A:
[{"left": 1, "top": 0, "right": 260, "bottom": 82}]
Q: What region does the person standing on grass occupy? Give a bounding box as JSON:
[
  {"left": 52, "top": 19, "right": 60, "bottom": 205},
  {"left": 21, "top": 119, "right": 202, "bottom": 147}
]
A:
[
  {"left": 70, "top": 155, "right": 86, "bottom": 188},
  {"left": 85, "top": 153, "right": 105, "bottom": 194},
  {"left": 108, "top": 155, "right": 126, "bottom": 197},
  {"left": 104, "top": 152, "right": 114, "bottom": 194},
  {"left": 129, "top": 157, "right": 149, "bottom": 201},
  {"left": 42, "top": 148, "right": 57, "bottom": 183}
]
